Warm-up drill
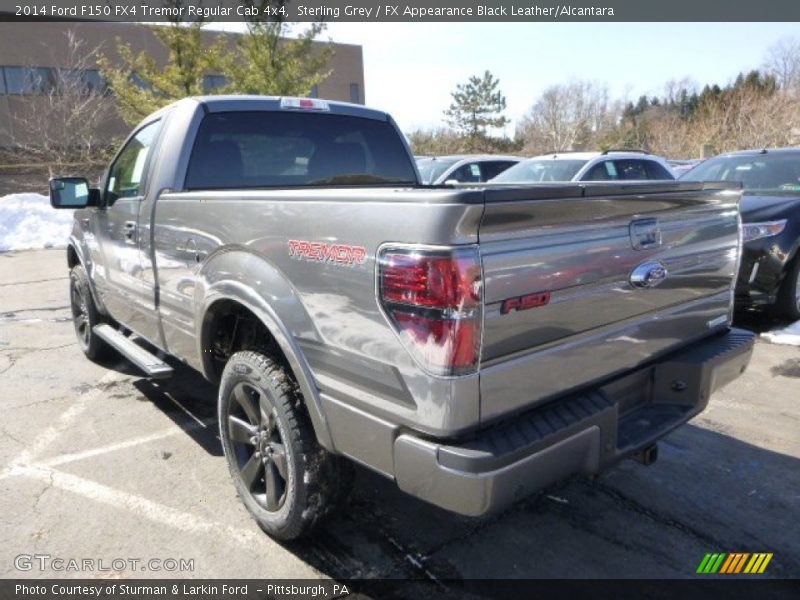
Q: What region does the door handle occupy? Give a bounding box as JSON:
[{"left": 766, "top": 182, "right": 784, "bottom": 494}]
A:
[
  {"left": 123, "top": 221, "right": 136, "bottom": 241},
  {"left": 183, "top": 238, "right": 206, "bottom": 264}
]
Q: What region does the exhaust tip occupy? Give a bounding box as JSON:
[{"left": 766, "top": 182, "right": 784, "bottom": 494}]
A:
[{"left": 632, "top": 444, "right": 659, "bottom": 466}]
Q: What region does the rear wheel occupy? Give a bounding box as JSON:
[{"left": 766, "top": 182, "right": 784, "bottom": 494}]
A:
[
  {"left": 218, "top": 351, "right": 353, "bottom": 540},
  {"left": 774, "top": 254, "right": 800, "bottom": 321},
  {"left": 69, "top": 265, "right": 110, "bottom": 360}
]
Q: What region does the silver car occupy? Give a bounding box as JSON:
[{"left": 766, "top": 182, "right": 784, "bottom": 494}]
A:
[
  {"left": 491, "top": 150, "right": 675, "bottom": 183},
  {"left": 416, "top": 154, "right": 521, "bottom": 184}
]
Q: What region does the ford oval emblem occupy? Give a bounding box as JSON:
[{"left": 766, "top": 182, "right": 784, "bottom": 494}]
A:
[{"left": 630, "top": 261, "right": 668, "bottom": 289}]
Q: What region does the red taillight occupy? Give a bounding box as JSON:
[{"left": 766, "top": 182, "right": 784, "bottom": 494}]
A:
[{"left": 378, "top": 247, "right": 482, "bottom": 375}]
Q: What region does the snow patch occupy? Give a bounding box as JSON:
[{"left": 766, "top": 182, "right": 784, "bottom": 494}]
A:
[
  {"left": 762, "top": 320, "right": 800, "bottom": 346},
  {"left": 0, "top": 193, "right": 74, "bottom": 252}
]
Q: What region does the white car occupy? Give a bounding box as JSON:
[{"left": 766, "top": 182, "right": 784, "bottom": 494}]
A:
[
  {"left": 416, "top": 155, "right": 521, "bottom": 184},
  {"left": 490, "top": 150, "right": 676, "bottom": 183}
]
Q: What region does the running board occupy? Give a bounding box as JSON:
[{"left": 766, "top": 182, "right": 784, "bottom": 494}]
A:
[{"left": 93, "top": 324, "right": 173, "bottom": 379}]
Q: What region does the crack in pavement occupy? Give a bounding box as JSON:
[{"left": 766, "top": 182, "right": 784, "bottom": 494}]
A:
[
  {"left": 0, "top": 316, "right": 72, "bottom": 325},
  {"left": 3, "top": 394, "right": 90, "bottom": 413},
  {"left": 0, "top": 365, "right": 127, "bottom": 479},
  {"left": 0, "top": 356, "right": 15, "bottom": 375},
  {"left": 583, "top": 478, "right": 734, "bottom": 550},
  {"left": 0, "top": 425, "right": 26, "bottom": 448},
  {"left": 0, "top": 277, "right": 66, "bottom": 288},
  {"left": 397, "top": 480, "right": 571, "bottom": 577},
  {"left": 2, "top": 342, "right": 76, "bottom": 356},
  {"left": 32, "top": 470, "right": 55, "bottom": 513},
  {"left": 0, "top": 344, "right": 77, "bottom": 376},
  {"left": 1, "top": 305, "right": 69, "bottom": 316}
]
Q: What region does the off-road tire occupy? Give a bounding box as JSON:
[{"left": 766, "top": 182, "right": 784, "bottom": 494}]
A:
[
  {"left": 69, "top": 264, "right": 110, "bottom": 361},
  {"left": 218, "top": 351, "right": 353, "bottom": 540}
]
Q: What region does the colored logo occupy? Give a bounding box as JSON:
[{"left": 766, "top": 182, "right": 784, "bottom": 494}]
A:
[
  {"left": 696, "top": 552, "right": 773, "bottom": 574},
  {"left": 288, "top": 239, "right": 367, "bottom": 266}
]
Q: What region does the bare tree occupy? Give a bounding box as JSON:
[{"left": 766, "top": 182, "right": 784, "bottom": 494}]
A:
[
  {"left": 4, "top": 30, "right": 117, "bottom": 175},
  {"left": 516, "top": 81, "right": 617, "bottom": 154},
  {"left": 691, "top": 84, "right": 800, "bottom": 153},
  {"left": 764, "top": 36, "right": 800, "bottom": 92}
]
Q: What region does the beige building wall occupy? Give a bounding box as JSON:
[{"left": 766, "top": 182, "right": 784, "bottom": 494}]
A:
[{"left": 0, "top": 22, "right": 365, "bottom": 148}]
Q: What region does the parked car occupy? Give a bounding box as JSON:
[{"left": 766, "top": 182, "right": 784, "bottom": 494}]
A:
[
  {"left": 682, "top": 148, "right": 800, "bottom": 320},
  {"left": 48, "top": 96, "right": 753, "bottom": 540},
  {"left": 668, "top": 159, "right": 704, "bottom": 176},
  {"left": 416, "top": 154, "right": 520, "bottom": 184},
  {"left": 490, "top": 150, "right": 675, "bottom": 183}
]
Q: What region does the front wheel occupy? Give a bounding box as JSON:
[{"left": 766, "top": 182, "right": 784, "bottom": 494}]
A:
[
  {"left": 774, "top": 254, "right": 800, "bottom": 321},
  {"left": 218, "top": 351, "right": 353, "bottom": 540},
  {"left": 69, "top": 264, "right": 110, "bottom": 360}
]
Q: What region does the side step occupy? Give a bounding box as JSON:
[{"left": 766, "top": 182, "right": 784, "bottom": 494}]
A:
[{"left": 93, "top": 324, "right": 173, "bottom": 379}]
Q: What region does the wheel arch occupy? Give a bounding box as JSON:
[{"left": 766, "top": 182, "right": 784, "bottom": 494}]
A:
[
  {"left": 197, "top": 281, "right": 334, "bottom": 451},
  {"left": 66, "top": 238, "right": 110, "bottom": 316}
]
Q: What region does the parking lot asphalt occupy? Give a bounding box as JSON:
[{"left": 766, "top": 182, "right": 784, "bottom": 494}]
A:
[{"left": 0, "top": 249, "right": 798, "bottom": 593}]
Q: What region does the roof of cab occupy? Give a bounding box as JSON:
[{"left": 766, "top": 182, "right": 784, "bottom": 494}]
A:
[{"left": 192, "top": 95, "right": 391, "bottom": 121}]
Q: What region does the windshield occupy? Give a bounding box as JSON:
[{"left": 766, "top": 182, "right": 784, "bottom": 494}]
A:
[
  {"left": 492, "top": 159, "right": 588, "bottom": 183},
  {"left": 416, "top": 158, "right": 460, "bottom": 184},
  {"left": 682, "top": 153, "right": 800, "bottom": 192}
]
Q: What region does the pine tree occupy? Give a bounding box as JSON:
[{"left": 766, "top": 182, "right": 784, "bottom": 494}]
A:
[
  {"left": 217, "top": 17, "right": 333, "bottom": 97},
  {"left": 444, "top": 71, "right": 510, "bottom": 150},
  {"left": 99, "top": 11, "right": 225, "bottom": 125}
]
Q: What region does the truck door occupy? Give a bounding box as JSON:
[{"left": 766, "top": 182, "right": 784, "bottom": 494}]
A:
[{"left": 95, "top": 119, "right": 162, "bottom": 337}]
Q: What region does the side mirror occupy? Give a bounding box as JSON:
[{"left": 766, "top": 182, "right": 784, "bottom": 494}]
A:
[{"left": 49, "top": 177, "right": 99, "bottom": 209}]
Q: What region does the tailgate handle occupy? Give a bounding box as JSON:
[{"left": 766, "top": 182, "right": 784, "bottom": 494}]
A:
[{"left": 630, "top": 219, "right": 662, "bottom": 250}]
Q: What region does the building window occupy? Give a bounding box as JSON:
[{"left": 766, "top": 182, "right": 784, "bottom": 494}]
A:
[
  {"left": 79, "top": 69, "right": 106, "bottom": 94},
  {"left": 3, "top": 66, "right": 56, "bottom": 95},
  {"left": 57, "top": 69, "right": 107, "bottom": 94},
  {"left": 349, "top": 82, "right": 360, "bottom": 104},
  {"left": 202, "top": 74, "right": 227, "bottom": 93},
  {"left": 309, "top": 84, "right": 319, "bottom": 98},
  {"left": 0, "top": 68, "right": 6, "bottom": 95}
]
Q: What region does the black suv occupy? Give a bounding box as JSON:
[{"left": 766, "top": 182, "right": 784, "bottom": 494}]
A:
[{"left": 683, "top": 148, "right": 800, "bottom": 320}]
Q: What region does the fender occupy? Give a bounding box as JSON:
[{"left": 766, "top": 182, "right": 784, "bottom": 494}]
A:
[
  {"left": 67, "top": 232, "right": 110, "bottom": 317},
  {"left": 194, "top": 250, "right": 334, "bottom": 451}
]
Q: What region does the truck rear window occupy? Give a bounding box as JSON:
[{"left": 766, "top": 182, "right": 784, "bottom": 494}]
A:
[{"left": 185, "top": 111, "right": 417, "bottom": 190}]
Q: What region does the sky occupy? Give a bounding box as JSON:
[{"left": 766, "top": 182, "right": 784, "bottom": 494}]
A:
[{"left": 217, "top": 22, "right": 800, "bottom": 134}]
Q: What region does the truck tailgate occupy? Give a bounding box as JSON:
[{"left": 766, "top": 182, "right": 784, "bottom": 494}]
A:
[{"left": 478, "top": 182, "right": 741, "bottom": 422}]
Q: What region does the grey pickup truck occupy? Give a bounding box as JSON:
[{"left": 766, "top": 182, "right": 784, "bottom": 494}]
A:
[{"left": 50, "top": 96, "right": 754, "bottom": 540}]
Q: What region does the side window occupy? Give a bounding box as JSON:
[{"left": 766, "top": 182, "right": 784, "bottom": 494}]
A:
[
  {"left": 449, "top": 163, "right": 482, "bottom": 183},
  {"left": 105, "top": 120, "right": 161, "bottom": 204},
  {"left": 616, "top": 159, "right": 649, "bottom": 180},
  {"left": 481, "top": 161, "right": 517, "bottom": 181},
  {"left": 584, "top": 160, "right": 618, "bottom": 181},
  {"left": 643, "top": 160, "right": 675, "bottom": 180}
]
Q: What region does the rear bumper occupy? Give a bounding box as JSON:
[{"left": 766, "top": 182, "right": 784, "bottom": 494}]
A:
[{"left": 393, "top": 328, "right": 754, "bottom": 516}]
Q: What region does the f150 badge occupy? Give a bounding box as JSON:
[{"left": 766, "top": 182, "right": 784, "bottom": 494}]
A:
[
  {"left": 288, "top": 239, "right": 367, "bottom": 266},
  {"left": 500, "top": 291, "right": 551, "bottom": 314}
]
